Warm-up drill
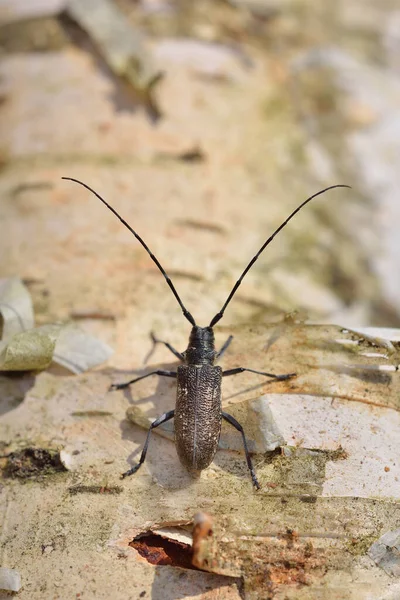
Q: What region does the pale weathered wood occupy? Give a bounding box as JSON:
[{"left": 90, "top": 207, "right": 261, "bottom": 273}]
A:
[{"left": 1, "top": 1, "right": 400, "bottom": 597}]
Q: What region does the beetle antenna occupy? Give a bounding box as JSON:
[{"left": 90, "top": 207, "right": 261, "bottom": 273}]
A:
[
  {"left": 209, "top": 184, "right": 351, "bottom": 327},
  {"left": 62, "top": 177, "right": 196, "bottom": 326}
]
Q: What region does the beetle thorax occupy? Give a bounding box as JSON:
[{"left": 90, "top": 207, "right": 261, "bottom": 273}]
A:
[{"left": 184, "top": 326, "right": 215, "bottom": 365}]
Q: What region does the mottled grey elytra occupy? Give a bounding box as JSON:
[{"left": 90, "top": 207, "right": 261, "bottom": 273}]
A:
[{"left": 62, "top": 177, "right": 350, "bottom": 489}]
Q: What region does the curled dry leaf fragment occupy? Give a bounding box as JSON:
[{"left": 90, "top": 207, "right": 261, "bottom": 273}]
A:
[
  {"left": 53, "top": 324, "right": 113, "bottom": 374},
  {"left": 67, "top": 0, "right": 162, "bottom": 118},
  {"left": 0, "top": 278, "right": 113, "bottom": 372},
  {"left": 0, "top": 277, "right": 34, "bottom": 339},
  {"left": 0, "top": 324, "right": 61, "bottom": 371}
]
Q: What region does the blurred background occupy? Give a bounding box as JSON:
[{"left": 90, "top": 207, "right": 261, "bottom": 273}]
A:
[{"left": 1, "top": 0, "right": 400, "bottom": 367}]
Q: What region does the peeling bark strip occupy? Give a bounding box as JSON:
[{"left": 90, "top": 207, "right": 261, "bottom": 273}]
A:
[{"left": 192, "top": 513, "right": 214, "bottom": 571}]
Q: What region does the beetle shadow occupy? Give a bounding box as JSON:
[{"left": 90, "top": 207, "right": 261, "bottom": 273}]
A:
[
  {"left": 324, "top": 364, "right": 393, "bottom": 385},
  {"left": 115, "top": 362, "right": 289, "bottom": 488},
  {"left": 215, "top": 377, "right": 284, "bottom": 483},
  {"left": 222, "top": 377, "right": 282, "bottom": 402},
  {"left": 212, "top": 404, "right": 260, "bottom": 485},
  {"left": 109, "top": 361, "right": 177, "bottom": 406},
  {"left": 0, "top": 372, "right": 36, "bottom": 417},
  {"left": 115, "top": 361, "right": 198, "bottom": 489}
]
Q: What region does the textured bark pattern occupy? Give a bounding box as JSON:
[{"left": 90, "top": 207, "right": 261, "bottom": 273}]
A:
[{"left": 175, "top": 365, "right": 222, "bottom": 472}]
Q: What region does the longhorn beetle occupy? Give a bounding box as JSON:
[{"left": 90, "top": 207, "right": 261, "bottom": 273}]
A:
[{"left": 62, "top": 177, "right": 349, "bottom": 489}]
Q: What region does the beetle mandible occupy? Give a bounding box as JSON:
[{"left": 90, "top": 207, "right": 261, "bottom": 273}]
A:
[{"left": 62, "top": 177, "right": 349, "bottom": 488}]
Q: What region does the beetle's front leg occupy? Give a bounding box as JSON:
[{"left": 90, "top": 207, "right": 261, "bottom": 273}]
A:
[
  {"left": 145, "top": 332, "right": 184, "bottom": 362},
  {"left": 121, "top": 410, "right": 175, "bottom": 479},
  {"left": 222, "top": 367, "right": 296, "bottom": 381},
  {"left": 110, "top": 369, "right": 177, "bottom": 391}
]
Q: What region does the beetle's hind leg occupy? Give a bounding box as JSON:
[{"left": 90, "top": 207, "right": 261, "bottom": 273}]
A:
[
  {"left": 222, "top": 412, "right": 260, "bottom": 490},
  {"left": 222, "top": 367, "right": 296, "bottom": 381},
  {"left": 110, "top": 369, "right": 177, "bottom": 391},
  {"left": 121, "top": 410, "right": 175, "bottom": 479}
]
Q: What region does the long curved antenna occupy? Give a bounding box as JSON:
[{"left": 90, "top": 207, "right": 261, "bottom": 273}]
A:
[
  {"left": 62, "top": 177, "right": 196, "bottom": 326},
  {"left": 209, "top": 184, "right": 351, "bottom": 327}
]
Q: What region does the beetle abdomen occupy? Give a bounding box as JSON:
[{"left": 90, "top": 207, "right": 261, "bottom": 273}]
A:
[{"left": 175, "top": 365, "right": 222, "bottom": 473}]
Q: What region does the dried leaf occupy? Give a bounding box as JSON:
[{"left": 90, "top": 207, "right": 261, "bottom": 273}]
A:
[
  {"left": 0, "top": 277, "right": 34, "bottom": 339},
  {"left": 0, "top": 324, "right": 60, "bottom": 371},
  {"left": 53, "top": 323, "right": 113, "bottom": 374},
  {"left": 0, "top": 278, "right": 113, "bottom": 372}
]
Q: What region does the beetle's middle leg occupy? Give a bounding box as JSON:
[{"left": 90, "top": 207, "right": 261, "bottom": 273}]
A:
[
  {"left": 222, "top": 412, "right": 260, "bottom": 490},
  {"left": 222, "top": 367, "right": 296, "bottom": 381},
  {"left": 111, "top": 369, "right": 177, "bottom": 391},
  {"left": 121, "top": 409, "right": 175, "bottom": 479}
]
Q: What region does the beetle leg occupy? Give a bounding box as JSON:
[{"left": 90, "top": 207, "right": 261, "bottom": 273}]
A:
[
  {"left": 222, "top": 367, "right": 296, "bottom": 381},
  {"left": 215, "top": 335, "right": 234, "bottom": 361},
  {"left": 121, "top": 410, "right": 175, "bottom": 479},
  {"left": 110, "top": 369, "right": 177, "bottom": 391},
  {"left": 143, "top": 331, "right": 184, "bottom": 364},
  {"left": 222, "top": 412, "right": 260, "bottom": 490}
]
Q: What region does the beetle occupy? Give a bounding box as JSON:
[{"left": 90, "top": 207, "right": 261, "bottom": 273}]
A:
[{"left": 62, "top": 177, "right": 349, "bottom": 488}]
